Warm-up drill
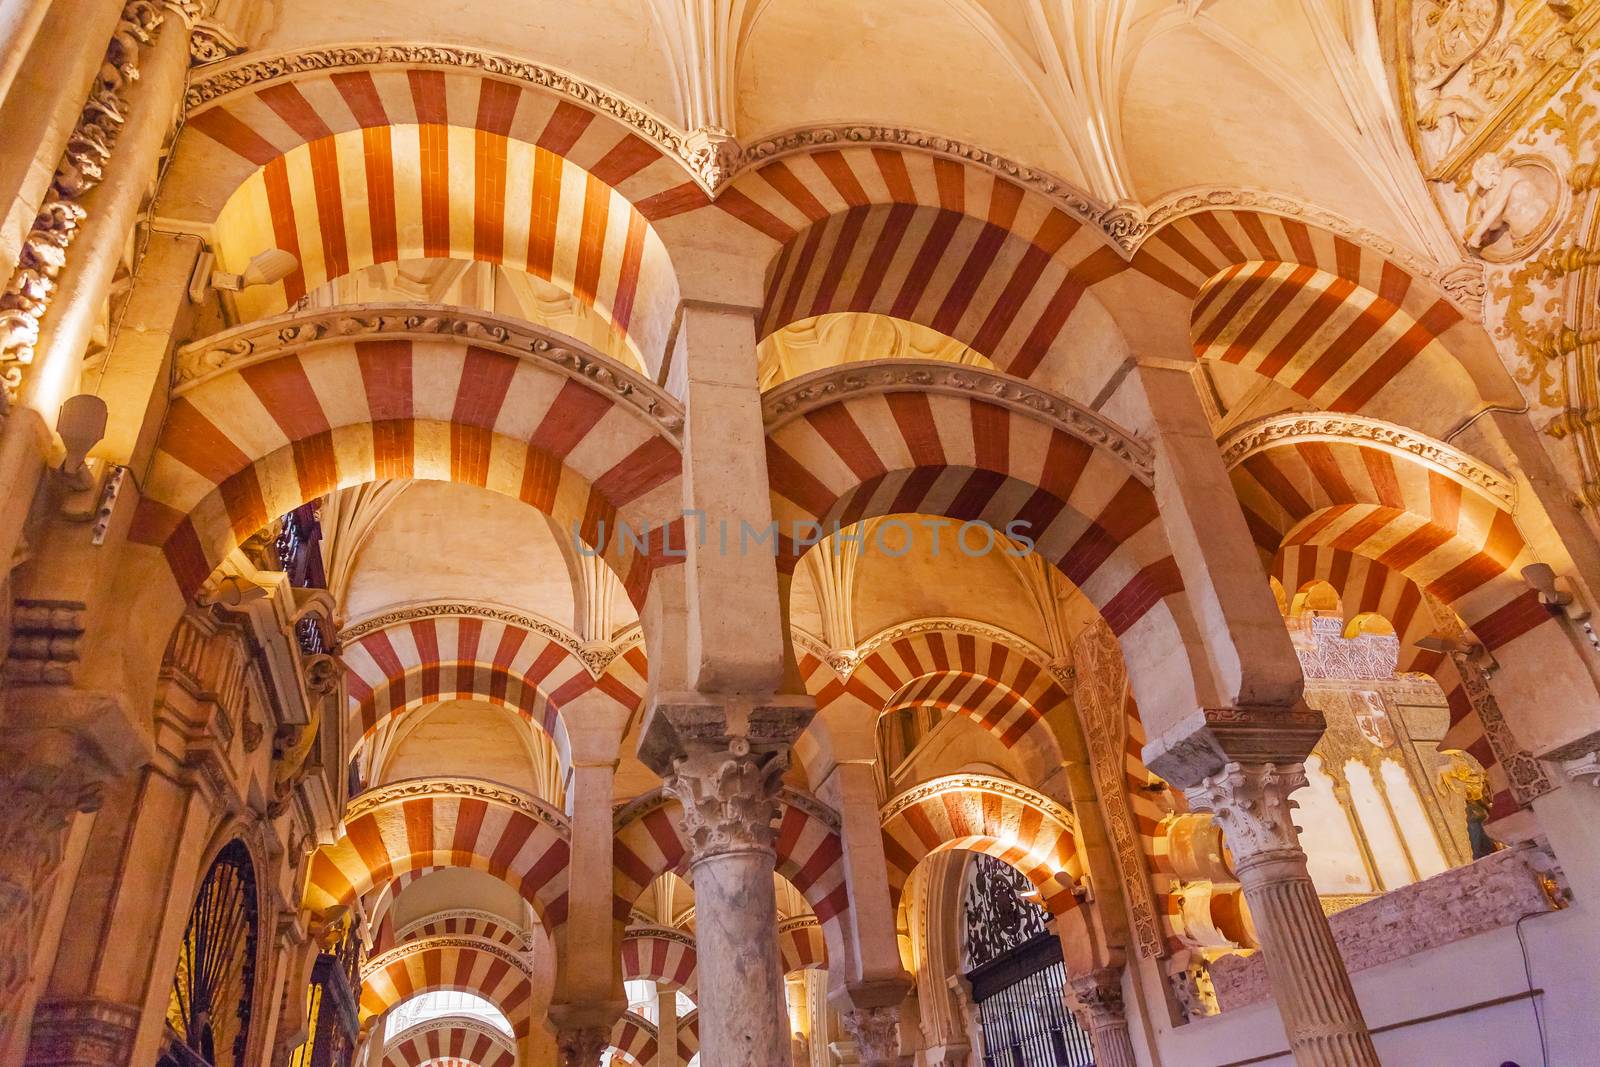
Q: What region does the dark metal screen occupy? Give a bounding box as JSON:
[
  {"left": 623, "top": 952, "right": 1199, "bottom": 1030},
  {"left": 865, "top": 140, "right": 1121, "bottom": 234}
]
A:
[
  {"left": 969, "top": 934, "right": 1094, "bottom": 1067},
  {"left": 163, "top": 840, "right": 259, "bottom": 1067}
]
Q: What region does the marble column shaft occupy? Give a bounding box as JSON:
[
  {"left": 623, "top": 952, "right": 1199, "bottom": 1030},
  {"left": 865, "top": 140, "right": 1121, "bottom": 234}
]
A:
[
  {"left": 1188, "top": 763, "right": 1380, "bottom": 1067},
  {"left": 664, "top": 741, "right": 789, "bottom": 1067}
]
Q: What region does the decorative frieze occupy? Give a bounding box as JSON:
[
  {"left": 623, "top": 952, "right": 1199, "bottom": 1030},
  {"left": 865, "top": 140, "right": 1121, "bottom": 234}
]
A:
[{"left": 343, "top": 777, "right": 570, "bottom": 836}]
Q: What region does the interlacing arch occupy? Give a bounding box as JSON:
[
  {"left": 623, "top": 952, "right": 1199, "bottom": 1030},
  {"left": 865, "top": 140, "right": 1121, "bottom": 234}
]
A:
[
  {"left": 381, "top": 1017, "right": 517, "bottom": 1067},
  {"left": 607, "top": 1012, "right": 658, "bottom": 1067},
  {"left": 1128, "top": 207, "right": 1503, "bottom": 425},
  {"left": 797, "top": 623, "right": 1070, "bottom": 775},
  {"left": 610, "top": 789, "right": 849, "bottom": 963},
  {"left": 341, "top": 610, "right": 649, "bottom": 768},
  {"left": 359, "top": 935, "right": 534, "bottom": 1034},
  {"left": 173, "top": 58, "right": 691, "bottom": 363},
  {"left": 131, "top": 333, "right": 685, "bottom": 605},
  {"left": 621, "top": 927, "right": 698, "bottom": 992},
  {"left": 764, "top": 365, "right": 1218, "bottom": 720},
  {"left": 305, "top": 779, "right": 571, "bottom": 928}
]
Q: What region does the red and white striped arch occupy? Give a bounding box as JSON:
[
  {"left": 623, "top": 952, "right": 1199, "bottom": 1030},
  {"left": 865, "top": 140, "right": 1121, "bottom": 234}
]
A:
[
  {"left": 621, "top": 929, "right": 698, "bottom": 992},
  {"left": 396, "top": 911, "right": 528, "bottom": 951},
  {"left": 799, "top": 627, "right": 1068, "bottom": 765},
  {"left": 305, "top": 781, "right": 571, "bottom": 927},
  {"left": 1230, "top": 434, "right": 1544, "bottom": 641},
  {"left": 607, "top": 1012, "right": 657, "bottom": 1067},
  {"left": 765, "top": 380, "right": 1211, "bottom": 720},
  {"left": 381, "top": 1018, "right": 516, "bottom": 1067},
  {"left": 880, "top": 775, "right": 1084, "bottom": 917},
  {"left": 675, "top": 1012, "right": 699, "bottom": 1063},
  {"left": 611, "top": 790, "right": 849, "bottom": 959},
  {"left": 360, "top": 936, "right": 533, "bottom": 1034},
  {"left": 1130, "top": 209, "right": 1490, "bottom": 422},
  {"left": 342, "top": 613, "right": 647, "bottom": 761},
  {"left": 131, "top": 338, "right": 684, "bottom": 604},
  {"left": 778, "top": 916, "right": 827, "bottom": 974},
  {"left": 176, "top": 64, "right": 690, "bottom": 364}
]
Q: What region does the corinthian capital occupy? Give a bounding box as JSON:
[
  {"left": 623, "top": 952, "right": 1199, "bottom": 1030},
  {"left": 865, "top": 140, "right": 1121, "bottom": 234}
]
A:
[
  {"left": 838, "top": 1005, "right": 902, "bottom": 1067},
  {"left": 554, "top": 1025, "right": 609, "bottom": 1067},
  {"left": 1183, "top": 762, "right": 1308, "bottom": 864},
  {"left": 663, "top": 739, "right": 786, "bottom": 863},
  {"left": 1068, "top": 967, "right": 1127, "bottom": 1022}
]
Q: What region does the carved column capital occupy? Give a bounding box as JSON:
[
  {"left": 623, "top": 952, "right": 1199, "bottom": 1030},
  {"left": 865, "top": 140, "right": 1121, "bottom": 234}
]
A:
[
  {"left": 1183, "top": 762, "right": 1309, "bottom": 870},
  {"left": 838, "top": 1005, "right": 902, "bottom": 1067},
  {"left": 554, "top": 1025, "right": 609, "bottom": 1067},
  {"left": 663, "top": 739, "right": 787, "bottom": 863},
  {"left": 1068, "top": 967, "right": 1127, "bottom": 1023}
]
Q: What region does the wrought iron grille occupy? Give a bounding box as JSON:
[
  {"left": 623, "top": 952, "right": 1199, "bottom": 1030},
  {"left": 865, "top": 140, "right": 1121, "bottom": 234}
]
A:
[
  {"left": 165, "top": 840, "right": 259, "bottom": 1067},
  {"left": 971, "top": 937, "right": 1095, "bottom": 1067}
]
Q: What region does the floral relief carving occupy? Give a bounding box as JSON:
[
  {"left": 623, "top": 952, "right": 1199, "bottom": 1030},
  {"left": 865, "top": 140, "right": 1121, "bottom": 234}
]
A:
[
  {"left": 343, "top": 777, "right": 571, "bottom": 835},
  {"left": 360, "top": 934, "right": 532, "bottom": 981},
  {"left": 838, "top": 1005, "right": 902, "bottom": 1066},
  {"left": 175, "top": 304, "right": 685, "bottom": 437},
  {"left": 1183, "top": 763, "right": 1310, "bottom": 864},
  {"left": 339, "top": 602, "right": 629, "bottom": 673},
  {"left": 762, "top": 360, "right": 1154, "bottom": 483},
  {"left": 0, "top": 0, "right": 165, "bottom": 407},
  {"left": 880, "top": 774, "right": 1077, "bottom": 833},
  {"left": 663, "top": 741, "right": 788, "bottom": 862}
]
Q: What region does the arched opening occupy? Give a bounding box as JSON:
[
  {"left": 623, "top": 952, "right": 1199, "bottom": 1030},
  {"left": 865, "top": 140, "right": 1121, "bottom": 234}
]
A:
[{"left": 161, "top": 841, "right": 260, "bottom": 1067}]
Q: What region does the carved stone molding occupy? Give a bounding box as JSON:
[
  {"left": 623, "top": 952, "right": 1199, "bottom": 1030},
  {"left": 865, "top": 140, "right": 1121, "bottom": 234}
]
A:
[
  {"left": 762, "top": 359, "right": 1153, "bottom": 483},
  {"left": 1219, "top": 411, "right": 1516, "bottom": 506},
  {"left": 361, "top": 934, "right": 531, "bottom": 980},
  {"left": 25, "top": 998, "right": 142, "bottom": 1067},
  {"left": 613, "top": 781, "right": 837, "bottom": 836},
  {"left": 343, "top": 776, "right": 570, "bottom": 836},
  {"left": 850, "top": 618, "right": 1057, "bottom": 682},
  {"left": 738, "top": 124, "right": 1117, "bottom": 240},
  {"left": 1182, "top": 763, "right": 1308, "bottom": 865},
  {"left": 663, "top": 742, "right": 788, "bottom": 863},
  {"left": 175, "top": 303, "right": 685, "bottom": 436},
  {"left": 339, "top": 601, "right": 631, "bottom": 674},
  {"left": 385, "top": 1015, "right": 517, "bottom": 1056},
  {"left": 838, "top": 1005, "right": 902, "bottom": 1067},
  {"left": 395, "top": 908, "right": 531, "bottom": 948},
  {"left": 187, "top": 18, "right": 243, "bottom": 65},
  {"left": 778, "top": 914, "right": 821, "bottom": 937},
  {"left": 0, "top": 0, "right": 166, "bottom": 406},
  {"left": 1068, "top": 967, "right": 1128, "bottom": 1023},
  {"left": 880, "top": 773, "right": 1077, "bottom": 834},
  {"left": 4, "top": 599, "right": 88, "bottom": 685},
  {"left": 184, "top": 42, "right": 696, "bottom": 177},
  {"left": 623, "top": 924, "right": 697, "bottom": 948}
]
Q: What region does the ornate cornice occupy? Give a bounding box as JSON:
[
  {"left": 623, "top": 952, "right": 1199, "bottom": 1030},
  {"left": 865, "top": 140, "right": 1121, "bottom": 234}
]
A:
[
  {"left": 361, "top": 934, "right": 531, "bottom": 980},
  {"left": 344, "top": 777, "right": 569, "bottom": 837},
  {"left": 1218, "top": 411, "right": 1516, "bottom": 507},
  {"left": 880, "top": 773, "right": 1076, "bottom": 833},
  {"left": 623, "top": 925, "right": 696, "bottom": 949},
  {"left": 340, "top": 601, "right": 630, "bottom": 676},
  {"left": 182, "top": 42, "right": 704, "bottom": 180},
  {"left": 174, "top": 304, "right": 685, "bottom": 437},
  {"left": 762, "top": 359, "right": 1153, "bottom": 484}
]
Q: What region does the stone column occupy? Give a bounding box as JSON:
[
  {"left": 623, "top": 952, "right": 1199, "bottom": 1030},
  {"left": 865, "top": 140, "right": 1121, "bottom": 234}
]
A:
[
  {"left": 656, "top": 988, "right": 680, "bottom": 1067},
  {"left": 1187, "top": 763, "right": 1380, "bottom": 1067},
  {"left": 1067, "top": 966, "right": 1137, "bottom": 1067},
  {"left": 662, "top": 737, "right": 791, "bottom": 1067}
]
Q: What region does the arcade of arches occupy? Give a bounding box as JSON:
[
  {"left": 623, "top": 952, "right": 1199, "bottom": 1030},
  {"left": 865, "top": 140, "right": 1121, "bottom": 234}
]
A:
[{"left": 2, "top": 2, "right": 1600, "bottom": 1066}]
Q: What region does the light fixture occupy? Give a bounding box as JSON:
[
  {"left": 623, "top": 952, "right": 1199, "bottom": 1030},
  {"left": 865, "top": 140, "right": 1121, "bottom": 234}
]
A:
[
  {"left": 1523, "top": 562, "right": 1589, "bottom": 621},
  {"left": 204, "top": 574, "right": 268, "bottom": 608},
  {"left": 55, "top": 393, "right": 106, "bottom": 481},
  {"left": 1414, "top": 633, "right": 1497, "bottom": 672},
  {"left": 189, "top": 247, "right": 300, "bottom": 302}
]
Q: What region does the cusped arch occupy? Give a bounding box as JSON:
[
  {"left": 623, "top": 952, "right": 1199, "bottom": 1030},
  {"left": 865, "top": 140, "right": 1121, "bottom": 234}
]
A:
[
  {"left": 132, "top": 329, "right": 684, "bottom": 606},
  {"left": 621, "top": 927, "right": 698, "bottom": 993},
  {"left": 381, "top": 1017, "right": 516, "bottom": 1067},
  {"left": 306, "top": 779, "right": 570, "bottom": 928},
  {"left": 360, "top": 936, "right": 533, "bottom": 1034}
]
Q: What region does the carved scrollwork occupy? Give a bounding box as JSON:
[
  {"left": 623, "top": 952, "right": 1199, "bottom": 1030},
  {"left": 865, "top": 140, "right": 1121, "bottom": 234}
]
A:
[
  {"left": 1182, "top": 762, "right": 1309, "bottom": 865},
  {"left": 880, "top": 773, "right": 1077, "bottom": 834},
  {"left": 1218, "top": 410, "right": 1516, "bottom": 506},
  {"left": 174, "top": 304, "right": 685, "bottom": 437},
  {"left": 662, "top": 743, "right": 788, "bottom": 863},
  {"left": 837, "top": 1005, "right": 902, "bottom": 1066},
  {"left": 360, "top": 934, "right": 531, "bottom": 980},
  {"left": 339, "top": 601, "right": 623, "bottom": 672},
  {"left": 343, "top": 777, "right": 571, "bottom": 836},
  {"left": 0, "top": 0, "right": 165, "bottom": 406},
  {"left": 762, "top": 359, "right": 1154, "bottom": 484}
]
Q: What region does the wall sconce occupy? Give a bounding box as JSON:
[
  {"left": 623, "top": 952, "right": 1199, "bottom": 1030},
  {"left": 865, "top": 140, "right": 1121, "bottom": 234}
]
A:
[
  {"left": 188, "top": 247, "right": 299, "bottom": 302},
  {"left": 201, "top": 574, "right": 268, "bottom": 608},
  {"left": 54, "top": 393, "right": 106, "bottom": 488},
  {"left": 1414, "top": 633, "right": 1497, "bottom": 673},
  {"left": 1523, "top": 563, "right": 1590, "bottom": 622}
]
